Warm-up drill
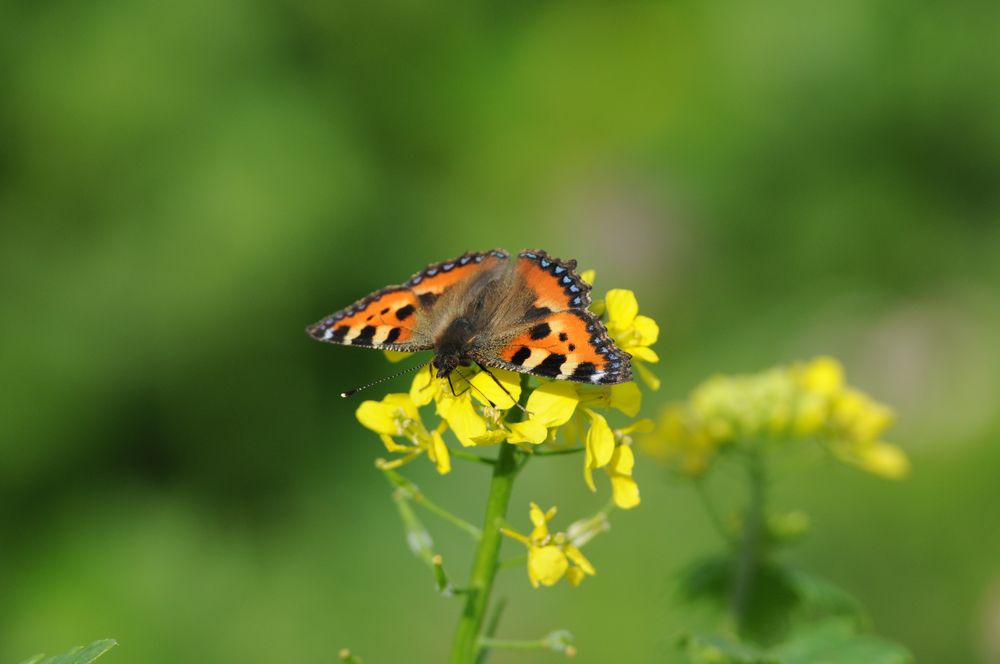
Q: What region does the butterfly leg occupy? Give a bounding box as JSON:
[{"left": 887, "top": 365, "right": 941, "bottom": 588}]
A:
[
  {"left": 451, "top": 368, "right": 498, "bottom": 409},
  {"left": 475, "top": 363, "right": 529, "bottom": 414},
  {"left": 446, "top": 373, "right": 472, "bottom": 398},
  {"left": 421, "top": 362, "right": 436, "bottom": 392}
]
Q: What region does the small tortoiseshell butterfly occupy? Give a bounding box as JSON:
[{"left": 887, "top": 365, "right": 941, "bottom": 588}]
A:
[{"left": 307, "top": 249, "right": 632, "bottom": 385}]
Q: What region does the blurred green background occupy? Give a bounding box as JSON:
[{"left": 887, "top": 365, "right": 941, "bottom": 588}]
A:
[{"left": 2, "top": 0, "right": 999, "bottom": 662}]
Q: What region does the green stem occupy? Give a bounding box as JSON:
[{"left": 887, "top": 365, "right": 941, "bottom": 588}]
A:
[
  {"left": 475, "top": 598, "right": 508, "bottom": 664},
  {"left": 476, "top": 637, "right": 548, "bottom": 651},
  {"left": 413, "top": 492, "right": 483, "bottom": 540},
  {"left": 449, "top": 441, "right": 519, "bottom": 664},
  {"left": 383, "top": 469, "right": 482, "bottom": 539},
  {"left": 694, "top": 477, "right": 735, "bottom": 548},
  {"left": 728, "top": 451, "right": 766, "bottom": 631},
  {"left": 496, "top": 555, "right": 527, "bottom": 571},
  {"left": 531, "top": 446, "right": 585, "bottom": 456},
  {"left": 450, "top": 448, "right": 497, "bottom": 466}
]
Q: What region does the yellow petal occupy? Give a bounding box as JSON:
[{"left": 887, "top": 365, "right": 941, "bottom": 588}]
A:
[
  {"left": 583, "top": 461, "right": 596, "bottom": 492},
  {"left": 800, "top": 356, "right": 845, "bottom": 396},
  {"left": 632, "top": 315, "right": 660, "bottom": 346},
  {"left": 382, "top": 349, "right": 409, "bottom": 364},
  {"left": 605, "top": 289, "right": 638, "bottom": 326},
  {"left": 585, "top": 409, "right": 616, "bottom": 470},
  {"left": 507, "top": 419, "right": 548, "bottom": 445},
  {"left": 611, "top": 475, "right": 641, "bottom": 508},
  {"left": 470, "top": 430, "right": 511, "bottom": 445},
  {"left": 609, "top": 443, "right": 635, "bottom": 475},
  {"left": 356, "top": 400, "right": 398, "bottom": 435},
  {"left": 471, "top": 367, "right": 522, "bottom": 409},
  {"left": 566, "top": 566, "right": 586, "bottom": 587},
  {"left": 627, "top": 346, "right": 660, "bottom": 363},
  {"left": 429, "top": 430, "right": 451, "bottom": 474},
  {"left": 857, "top": 441, "right": 910, "bottom": 479},
  {"left": 582, "top": 435, "right": 597, "bottom": 491},
  {"left": 439, "top": 394, "right": 488, "bottom": 447},
  {"left": 610, "top": 382, "right": 642, "bottom": 417},
  {"left": 528, "top": 545, "right": 568, "bottom": 587},
  {"left": 410, "top": 367, "right": 437, "bottom": 407},
  {"left": 608, "top": 444, "right": 641, "bottom": 509},
  {"left": 379, "top": 433, "right": 409, "bottom": 453},
  {"left": 579, "top": 269, "right": 596, "bottom": 285},
  {"left": 564, "top": 544, "right": 596, "bottom": 576},
  {"left": 793, "top": 393, "right": 827, "bottom": 436},
  {"left": 383, "top": 393, "right": 419, "bottom": 419},
  {"left": 529, "top": 502, "right": 547, "bottom": 529},
  {"left": 635, "top": 362, "right": 662, "bottom": 390},
  {"left": 619, "top": 418, "right": 655, "bottom": 435},
  {"left": 525, "top": 381, "right": 580, "bottom": 428}
]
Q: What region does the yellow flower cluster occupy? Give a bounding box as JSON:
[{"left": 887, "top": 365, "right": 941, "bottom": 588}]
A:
[
  {"left": 501, "top": 503, "right": 597, "bottom": 588},
  {"left": 641, "top": 357, "right": 909, "bottom": 479},
  {"left": 355, "top": 281, "right": 660, "bottom": 511}
]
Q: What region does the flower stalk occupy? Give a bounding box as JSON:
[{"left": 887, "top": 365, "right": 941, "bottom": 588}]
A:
[
  {"left": 728, "top": 451, "right": 766, "bottom": 632},
  {"left": 450, "top": 440, "right": 519, "bottom": 664}
]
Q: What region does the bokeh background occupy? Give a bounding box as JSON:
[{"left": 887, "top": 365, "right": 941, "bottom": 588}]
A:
[{"left": 2, "top": 1, "right": 999, "bottom": 662}]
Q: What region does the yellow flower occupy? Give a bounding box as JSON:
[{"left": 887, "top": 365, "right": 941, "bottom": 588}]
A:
[
  {"left": 501, "top": 503, "right": 596, "bottom": 588},
  {"left": 641, "top": 356, "right": 909, "bottom": 480},
  {"left": 604, "top": 289, "right": 661, "bottom": 390},
  {"left": 853, "top": 441, "right": 910, "bottom": 479},
  {"left": 607, "top": 443, "right": 640, "bottom": 509},
  {"left": 409, "top": 365, "right": 521, "bottom": 447},
  {"left": 477, "top": 380, "right": 581, "bottom": 446},
  {"left": 356, "top": 393, "right": 451, "bottom": 474},
  {"left": 641, "top": 404, "right": 716, "bottom": 476}
]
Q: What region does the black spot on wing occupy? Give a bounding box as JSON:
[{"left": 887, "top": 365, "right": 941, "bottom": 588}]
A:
[
  {"left": 331, "top": 325, "right": 350, "bottom": 342},
  {"left": 524, "top": 306, "right": 551, "bottom": 320},
  {"left": 559, "top": 332, "right": 568, "bottom": 342},
  {"left": 353, "top": 325, "right": 377, "bottom": 346},
  {"left": 529, "top": 323, "right": 551, "bottom": 340},
  {"left": 396, "top": 304, "right": 415, "bottom": 320},
  {"left": 572, "top": 362, "right": 597, "bottom": 380},
  {"left": 418, "top": 292, "right": 439, "bottom": 307},
  {"left": 510, "top": 346, "right": 532, "bottom": 366},
  {"left": 385, "top": 327, "right": 401, "bottom": 344},
  {"left": 534, "top": 353, "right": 566, "bottom": 378}
]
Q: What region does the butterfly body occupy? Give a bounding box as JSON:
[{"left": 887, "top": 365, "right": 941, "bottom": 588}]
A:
[{"left": 308, "top": 249, "right": 632, "bottom": 385}]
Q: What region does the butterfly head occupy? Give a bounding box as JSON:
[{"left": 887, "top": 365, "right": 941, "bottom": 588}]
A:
[{"left": 433, "top": 316, "right": 478, "bottom": 378}]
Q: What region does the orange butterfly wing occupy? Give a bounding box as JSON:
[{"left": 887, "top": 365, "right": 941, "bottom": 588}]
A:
[
  {"left": 481, "top": 250, "right": 632, "bottom": 384},
  {"left": 307, "top": 249, "right": 509, "bottom": 351}
]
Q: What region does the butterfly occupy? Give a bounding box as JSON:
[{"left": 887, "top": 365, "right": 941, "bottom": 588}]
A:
[{"left": 306, "top": 249, "right": 632, "bottom": 385}]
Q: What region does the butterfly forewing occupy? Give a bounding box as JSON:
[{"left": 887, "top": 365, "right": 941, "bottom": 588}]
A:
[
  {"left": 306, "top": 287, "right": 429, "bottom": 350},
  {"left": 307, "top": 249, "right": 509, "bottom": 352}
]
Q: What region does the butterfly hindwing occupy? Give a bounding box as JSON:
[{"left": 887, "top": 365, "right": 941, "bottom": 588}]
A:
[{"left": 486, "top": 309, "right": 632, "bottom": 385}]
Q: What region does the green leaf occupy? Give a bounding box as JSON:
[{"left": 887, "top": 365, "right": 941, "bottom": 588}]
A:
[
  {"left": 785, "top": 569, "right": 867, "bottom": 628},
  {"left": 18, "top": 640, "right": 117, "bottom": 664},
  {"left": 676, "top": 632, "right": 777, "bottom": 664},
  {"left": 770, "top": 619, "right": 913, "bottom": 664},
  {"left": 675, "top": 555, "right": 799, "bottom": 645},
  {"left": 676, "top": 557, "right": 874, "bottom": 646}
]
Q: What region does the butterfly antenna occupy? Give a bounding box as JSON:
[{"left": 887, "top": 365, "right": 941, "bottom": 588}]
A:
[
  {"left": 453, "top": 368, "right": 497, "bottom": 409},
  {"left": 340, "top": 362, "right": 428, "bottom": 398},
  {"left": 476, "top": 364, "right": 530, "bottom": 414}
]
